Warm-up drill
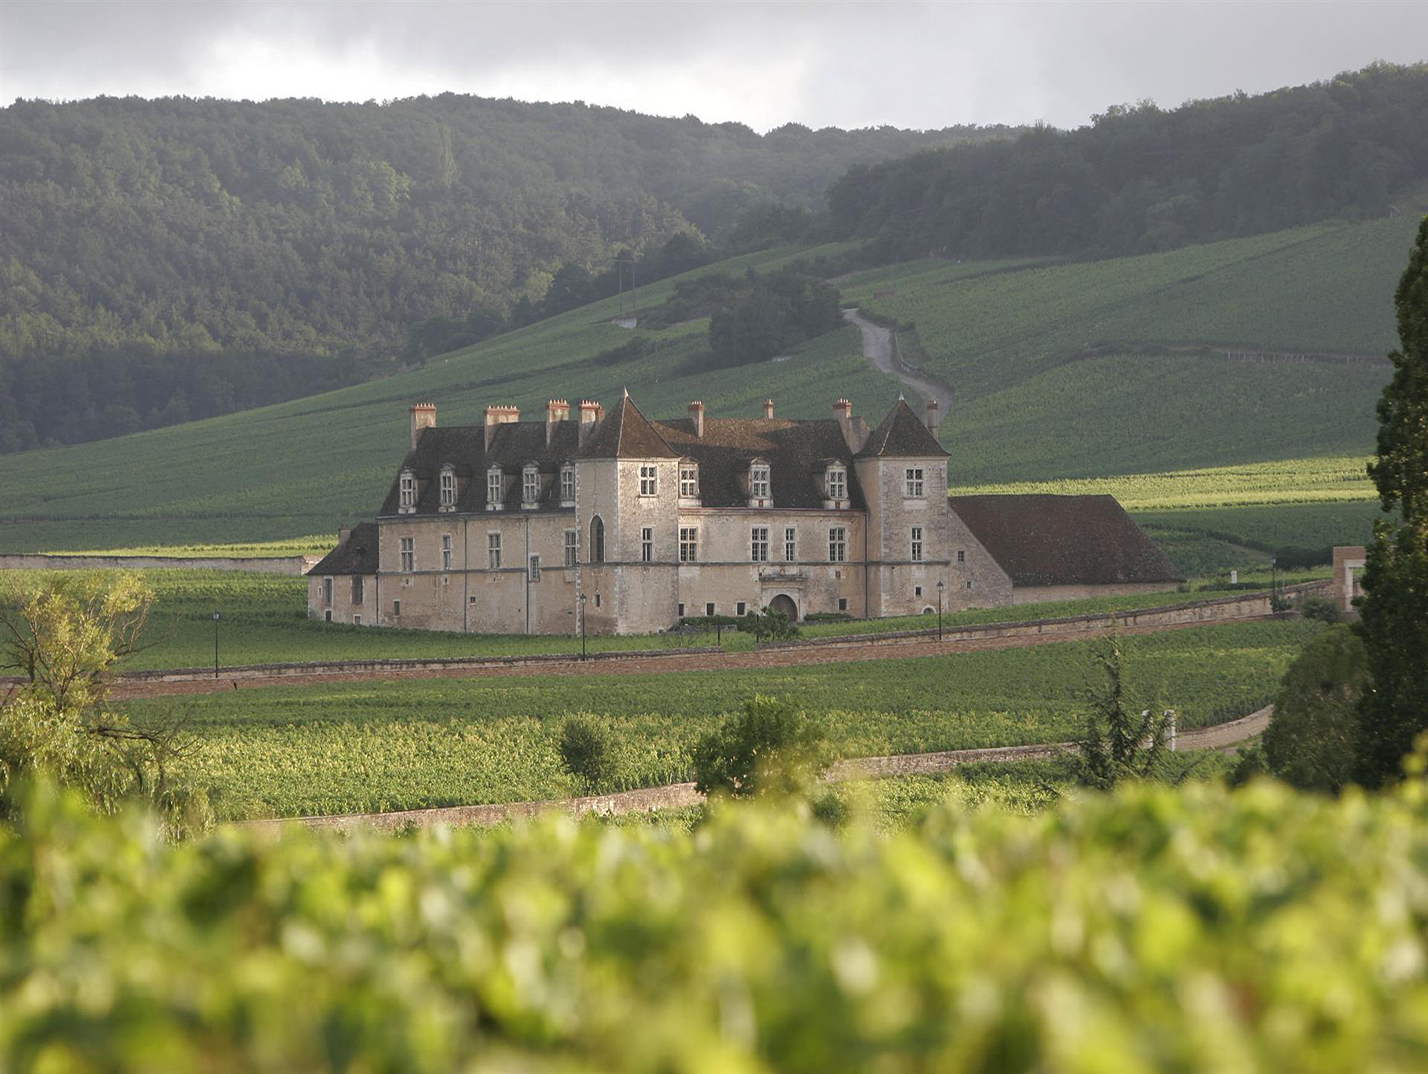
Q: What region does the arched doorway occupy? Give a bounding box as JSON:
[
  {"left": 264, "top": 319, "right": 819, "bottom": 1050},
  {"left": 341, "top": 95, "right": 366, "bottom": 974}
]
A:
[{"left": 768, "top": 594, "right": 798, "bottom": 622}]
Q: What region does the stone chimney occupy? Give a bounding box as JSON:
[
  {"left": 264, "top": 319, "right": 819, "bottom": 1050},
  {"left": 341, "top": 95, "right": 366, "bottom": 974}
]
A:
[
  {"left": 578, "top": 399, "right": 601, "bottom": 447},
  {"left": 409, "top": 403, "right": 436, "bottom": 451},
  {"left": 833, "top": 398, "right": 853, "bottom": 449},
  {"left": 688, "top": 401, "right": 704, "bottom": 438},
  {"left": 546, "top": 398, "right": 569, "bottom": 446},
  {"left": 926, "top": 398, "right": 941, "bottom": 439},
  {"left": 763, "top": 398, "right": 775, "bottom": 419},
  {"left": 484, "top": 405, "right": 519, "bottom": 450},
  {"left": 338, "top": 525, "right": 352, "bottom": 545}
]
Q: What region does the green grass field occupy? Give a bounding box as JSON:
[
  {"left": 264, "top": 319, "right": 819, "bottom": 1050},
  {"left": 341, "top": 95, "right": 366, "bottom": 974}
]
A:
[
  {"left": 119, "top": 619, "right": 1320, "bottom": 819},
  {"left": 0, "top": 212, "right": 1413, "bottom": 554}
]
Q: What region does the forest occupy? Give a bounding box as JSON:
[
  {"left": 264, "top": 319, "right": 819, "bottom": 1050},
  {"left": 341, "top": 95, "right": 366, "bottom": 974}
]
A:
[{"left": 828, "top": 63, "right": 1428, "bottom": 260}]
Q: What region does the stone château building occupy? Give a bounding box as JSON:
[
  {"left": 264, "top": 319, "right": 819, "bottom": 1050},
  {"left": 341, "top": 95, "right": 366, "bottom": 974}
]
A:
[{"left": 309, "top": 394, "right": 1181, "bottom": 634}]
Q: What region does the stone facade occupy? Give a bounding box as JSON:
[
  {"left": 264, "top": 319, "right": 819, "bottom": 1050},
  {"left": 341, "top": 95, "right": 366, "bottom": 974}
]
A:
[{"left": 1332, "top": 545, "right": 1367, "bottom": 614}]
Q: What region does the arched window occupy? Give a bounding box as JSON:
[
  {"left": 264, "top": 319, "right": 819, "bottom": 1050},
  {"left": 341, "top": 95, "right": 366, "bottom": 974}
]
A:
[{"left": 590, "top": 515, "right": 605, "bottom": 563}]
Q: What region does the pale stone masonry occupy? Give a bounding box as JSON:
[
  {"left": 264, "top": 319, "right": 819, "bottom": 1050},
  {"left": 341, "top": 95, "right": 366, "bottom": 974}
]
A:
[{"left": 308, "top": 393, "right": 1180, "bottom": 634}]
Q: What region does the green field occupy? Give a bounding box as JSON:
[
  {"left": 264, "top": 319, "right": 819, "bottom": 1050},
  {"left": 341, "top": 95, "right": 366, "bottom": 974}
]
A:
[
  {"left": 119, "top": 619, "right": 1320, "bottom": 819},
  {"left": 0, "top": 213, "right": 1412, "bottom": 554}
]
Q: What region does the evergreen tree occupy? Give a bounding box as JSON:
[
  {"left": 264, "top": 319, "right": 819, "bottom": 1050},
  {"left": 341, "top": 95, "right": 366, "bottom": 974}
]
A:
[{"left": 1355, "top": 216, "right": 1428, "bottom": 787}]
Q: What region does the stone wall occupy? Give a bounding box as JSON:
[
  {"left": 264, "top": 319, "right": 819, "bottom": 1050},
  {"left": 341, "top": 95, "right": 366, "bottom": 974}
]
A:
[{"left": 1332, "top": 545, "right": 1367, "bottom": 613}]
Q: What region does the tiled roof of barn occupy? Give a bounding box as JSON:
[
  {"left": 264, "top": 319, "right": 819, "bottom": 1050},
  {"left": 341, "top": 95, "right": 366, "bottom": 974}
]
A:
[
  {"left": 654, "top": 417, "right": 867, "bottom": 510},
  {"left": 310, "top": 522, "right": 378, "bottom": 576},
  {"left": 577, "top": 393, "right": 680, "bottom": 459},
  {"left": 377, "top": 420, "right": 584, "bottom": 516},
  {"left": 858, "top": 398, "right": 948, "bottom": 457},
  {"left": 950, "top": 494, "right": 1184, "bottom": 587}
]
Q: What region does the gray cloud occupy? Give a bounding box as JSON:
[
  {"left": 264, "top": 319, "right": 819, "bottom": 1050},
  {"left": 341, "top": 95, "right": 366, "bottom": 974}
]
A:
[{"left": 2, "top": 1, "right": 1425, "bottom": 130}]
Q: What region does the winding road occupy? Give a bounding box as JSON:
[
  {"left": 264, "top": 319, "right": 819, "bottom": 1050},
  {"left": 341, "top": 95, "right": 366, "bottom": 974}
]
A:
[{"left": 842, "top": 308, "right": 955, "bottom": 416}]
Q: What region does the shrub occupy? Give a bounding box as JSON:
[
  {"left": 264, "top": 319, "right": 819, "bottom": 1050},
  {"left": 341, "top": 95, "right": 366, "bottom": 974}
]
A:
[
  {"left": 743, "top": 606, "right": 800, "bottom": 644},
  {"left": 558, "top": 715, "right": 614, "bottom": 794},
  {"left": 1263, "top": 625, "right": 1367, "bottom": 793},
  {"left": 691, "top": 695, "right": 828, "bottom": 798},
  {"left": 1300, "top": 595, "right": 1341, "bottom": 623}
]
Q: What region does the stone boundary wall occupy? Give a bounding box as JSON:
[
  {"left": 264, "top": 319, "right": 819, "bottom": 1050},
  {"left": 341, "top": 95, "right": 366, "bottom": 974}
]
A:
[
  {"left": 34, "top": 581, "right": 1325, "bottom": 688},
  {"left": 0, "top": 553, "right": 321, "bottom": 575},
  {"left": 242, "top": 704, "right": 1274, "bottom": 833}
]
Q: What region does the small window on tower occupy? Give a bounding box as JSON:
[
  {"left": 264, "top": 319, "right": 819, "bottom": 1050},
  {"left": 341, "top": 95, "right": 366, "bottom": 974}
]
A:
[{"left": 639, "top": 464, "right": 658, "bottom": 496}]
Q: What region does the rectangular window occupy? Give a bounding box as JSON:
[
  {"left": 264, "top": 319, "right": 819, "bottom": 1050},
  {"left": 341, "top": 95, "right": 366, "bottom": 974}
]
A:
[
  {"left": 323, "top": 577, "right": 333, "bottom": 605},
  {"left": 351, "top": 576, "right": 364, "bottom": 604},
  {"left": 829, "top": 527, "right": 847, "bottom": 563},
  {"left": 679, "top": 464, "right": 698, "bottom": 498},
  {"left": 678, "top": 602, "right": 685, "bottom": 618},
  {"left": 324, "top": 610, "right": 332, "bottom": 622},
  {"left": 400, "top": 472, "right": 416, "bottom": 510},
  {"left": 488, "top": 532, "right": 502, "bottom": 570},
  {"left": 353, "top": 614, "right": 362, "bottom": 626},
  {"left": 784, "top": 526, "right": 797, "bottom": 562},
  {"left": 392, "top": 599, "right": 401, "bottom": 617},
  {"left": 957, "top": 550, "right": 965, "bottom": 563},
  {"left": 905, "top": 467, "right": 925, "bottom": 498},
  {"left": 679, "top": 526, "right": 698, "bottom": 563},
  {"left": 639, "top": 464, "right": 658, "bottom": 496},
  {"left": 564, "top": 529, "right": 578, "bottom": 568},
  {"left": 528, "top": 555, "right": 540, "bottom": 582},
  {"left": 736, "top": 601, "right": 747, "bottom": 617},
  {"left": 828, "top": 467, "right": 847, "bottom": 501},
  {"left": 641, "top": 527, "right": 653, "bottom": 563},
  {"left": 915, "top": 585, "right": 923, "bottom": 597},
  {"left": 399, "top": 537, "right": 414, "bottom": 572},
  {"left": 705, "top": 602, "right": 715, "bottom": 616},
  {"left": 440, "top": 471, "right": 455, "bottom": 508},
  {"left": 523, "top": 468, "right": 539, "bottom": 504},
  {"left": 441, "top": 534, "right": 453, "bottom": 571},
  {"left": 838, "top": 597, "right": 848, "bottom": 611},
  {"left": 750, "top": 464, "right": 770, "bottom": 500},
  {"left": 910, "top": 525, "right": 923, "bottom": 563},
  {"left": 487, "top": 470, "right": 503, "bottom": 507},
  {"left": 751, "top": 526, "right": 769, "bottom": 562},
  {"left": 560, "top": 467, "right": 575, "bottom": 504}
]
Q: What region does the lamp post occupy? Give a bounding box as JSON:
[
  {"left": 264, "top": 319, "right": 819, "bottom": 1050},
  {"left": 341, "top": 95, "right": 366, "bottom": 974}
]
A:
[
  {"left": 936, "top": 579, "right": 944, "bottom": 641},
  {"left": 1270, "top": 556, "right": 1277, "bottom": 607},
  {"left": 212, "top": 609, "right": 221, "bottom": 679},
  {"left": 579, "top": 593, "right": 587, "bottom": 660}
]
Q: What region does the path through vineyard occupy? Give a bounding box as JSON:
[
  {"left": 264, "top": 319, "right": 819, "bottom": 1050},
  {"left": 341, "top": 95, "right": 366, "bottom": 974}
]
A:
[{"left": 843, "top": 308, "right": 955, "bottom": 415}]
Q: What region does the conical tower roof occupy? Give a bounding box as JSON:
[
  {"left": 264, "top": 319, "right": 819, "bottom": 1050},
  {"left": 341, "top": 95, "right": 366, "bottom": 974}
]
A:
[
  {"left": 577, "top": 392, "right": 680, "bottom": 459},
  {"left": 857, "top": 397, "right": 948, "bottom": 457}
]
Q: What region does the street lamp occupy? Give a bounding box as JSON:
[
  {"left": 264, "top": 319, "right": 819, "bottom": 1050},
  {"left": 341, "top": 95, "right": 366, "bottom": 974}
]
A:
[
  {"left": 936, "top": 579, "right": 945, "bottom": 641},
  {"left": 578, "top": 593, "right": 587, "bottom": 660},
  {"left": 1270, "top": 556, "right": 1278, "bottom": 606},
  {"left": 212, "top": 609, "right": 221, "bottom": 679}
]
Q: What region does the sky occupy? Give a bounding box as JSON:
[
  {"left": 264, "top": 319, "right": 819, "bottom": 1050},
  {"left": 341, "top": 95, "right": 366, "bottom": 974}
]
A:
[{"left": 2, "top": 1, "right": 1426, "bottom": 132}]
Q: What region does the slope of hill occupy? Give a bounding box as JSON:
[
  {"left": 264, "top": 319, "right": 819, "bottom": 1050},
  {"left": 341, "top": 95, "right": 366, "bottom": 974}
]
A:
[{"left": 0, "top": 208, "right": 1411, "bottom": 554}]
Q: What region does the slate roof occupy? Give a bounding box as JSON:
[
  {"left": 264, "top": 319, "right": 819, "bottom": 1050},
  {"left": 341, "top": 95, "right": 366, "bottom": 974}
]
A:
[
  {"left": 950, "top": 494, "right": 1184, "bottom": 587},
  {"left": 310, "top": 522, "right": 379, "bottom": 577},
  {"left": 577, "top": 393, "right": 680, "bottom": 459},
  {"left": 858, "top": 397, "right": 948, "bottom": 458},
  {"left": 654, "top": 417, "right": 867, "bottom": 510}
]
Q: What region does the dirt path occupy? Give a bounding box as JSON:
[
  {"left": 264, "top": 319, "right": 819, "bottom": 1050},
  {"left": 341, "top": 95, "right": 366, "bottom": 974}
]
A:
[
  {"left": 843, "top": 308, "right": 955, "bottom": 416},
  {"left": 105, "top": 615, "right": 1272, "bottom": 701},
  {"left": 240, "top": 704, "right": 1273, "bottom": 834}
]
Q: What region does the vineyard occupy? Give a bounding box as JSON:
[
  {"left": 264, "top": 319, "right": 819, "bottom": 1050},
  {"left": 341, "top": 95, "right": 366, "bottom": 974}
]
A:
[
  {"left": 116, "top": 619, "right": 1323, "bottom": 819},
  {"left": 6, "top": 770, "right": 1428, "bottom": 1071}
]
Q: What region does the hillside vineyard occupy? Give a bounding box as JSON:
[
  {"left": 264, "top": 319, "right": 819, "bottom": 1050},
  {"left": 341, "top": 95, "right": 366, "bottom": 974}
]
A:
[{"left": 308, "top": 395, "right": 1181, "bottom": 634}]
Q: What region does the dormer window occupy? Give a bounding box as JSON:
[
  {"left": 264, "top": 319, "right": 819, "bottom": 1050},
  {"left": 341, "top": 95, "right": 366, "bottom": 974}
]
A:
[
  {"left": 750, "top": 463, "right": 770, "bottom": 500},
  {"left": 827, "top": 465, "right": 847, "bottom": 502},
  {"left": 679, "top": 462, "right": 699, "bottom": 499},
  {"left": 560, "top": 464, "right": 575, "bottom": 505},
  {"left": 439, "top": 466, "right": 456, "bottom": 511},
  {"left": 487, "top": 466, "right": 504, "bottom": 510},
  {"left": 523, "top": 464, "right": 540, "bottom": 507},
  {"left": 399, "top": 469, "right": 417, "bottom": 514}
]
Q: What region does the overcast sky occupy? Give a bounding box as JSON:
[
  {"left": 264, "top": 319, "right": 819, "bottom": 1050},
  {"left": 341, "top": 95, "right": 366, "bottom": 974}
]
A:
[{"left": 2, "top": 1, "right": 1425, "bottom": 131}]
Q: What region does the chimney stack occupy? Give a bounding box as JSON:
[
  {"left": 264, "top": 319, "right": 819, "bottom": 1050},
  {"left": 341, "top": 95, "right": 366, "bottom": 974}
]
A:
[
  {"left": 410, "top": 403, "right": 436, "bottom": 451},
  {"left": 925, "top": 399, "right": 941, "bottom": 439},
  {"left": 578, "top": 399, "right": 601, "bottom": 447},
  {"left": 763, "top": 398, "right": 775, "bottom": 419},
  {"left": 484, "top": 405, "right": 519, "bottom": 450},
  {"left": 546, "top": 398, "right": 569, "bottom": 446},
  {"left": 688, "top": 401, "right": 704, "bottom": 438},
  {"left": 833, "top": 398, "right": 854, "bottom": 451},
  {"left": 338, "top": 525, "right": 352, "bottom": 545}
]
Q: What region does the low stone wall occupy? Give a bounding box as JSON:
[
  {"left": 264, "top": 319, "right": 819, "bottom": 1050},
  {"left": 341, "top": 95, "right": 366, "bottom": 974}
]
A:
[{"left": 0, "top": 553, "right": 320, "bottom": 575}]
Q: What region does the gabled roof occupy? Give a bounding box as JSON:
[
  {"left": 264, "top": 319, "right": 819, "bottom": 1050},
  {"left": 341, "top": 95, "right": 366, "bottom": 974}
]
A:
[
  {"left": 577, "top": 392, "right": 680, "bottom": 459},
  {"left": 950, "top": 494, "right": 1184, "bottom": 587},
  {"left": 857, "top": 398, "right": 947, "bottom": 458},
  {"left": 310, "top": 522, "right": 378, "bottom": 576},
  {"left": 655, "top": 417, "right": 867, "bottom": 510}
]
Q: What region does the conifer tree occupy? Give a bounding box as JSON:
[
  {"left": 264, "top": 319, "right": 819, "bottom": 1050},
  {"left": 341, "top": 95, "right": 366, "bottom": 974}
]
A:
[{"left": 1355, "top": 215, "right": 1428, "bottom": 787}]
